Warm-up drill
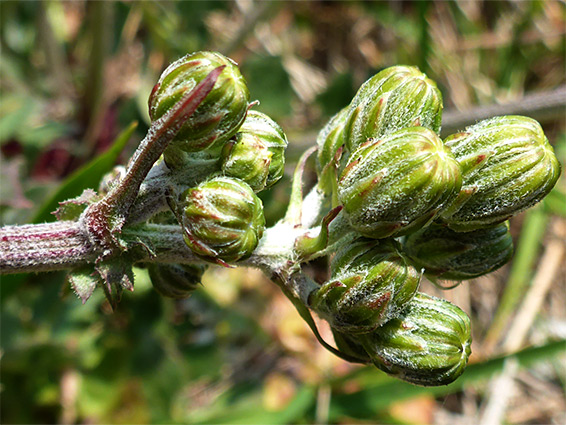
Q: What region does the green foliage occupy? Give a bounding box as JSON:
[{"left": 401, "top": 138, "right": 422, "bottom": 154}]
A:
[
  {"left": 241, "top": 56, "right": 294, "bottom": 119},
  {"left": 32, "top": 123, "right": 138, "bottom": 223}
]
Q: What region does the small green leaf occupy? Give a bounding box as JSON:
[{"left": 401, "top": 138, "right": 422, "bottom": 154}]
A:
[
  {"left": 53, "top": 189, "right": 99, "bottom": 221},
  {"left": 68, "top": 268, "right": 100, "bottom": 304},
  {"left": 96, "top": 256, "right": 135, "bottom": 309},
  {"left": 32, "top": 121, "right": 138, "bottom": 224}
]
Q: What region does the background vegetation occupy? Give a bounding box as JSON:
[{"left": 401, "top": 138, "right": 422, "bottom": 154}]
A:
[{"left": 1, "top": 1, "right": 565, "bottom": 424}]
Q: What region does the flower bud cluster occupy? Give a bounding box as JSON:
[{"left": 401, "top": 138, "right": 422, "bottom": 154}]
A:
[
  {"left": 146, "top": 51, "right": 288, "bottom": 289},
  {"left": 440, "top": 116, "right": 561, "bottom": 231},
  {"left": 143, "top": 53, "right": 560, "bottom": 386},
  {"left": 310, "top": 65, "right": 561, "bottom": 385},
  {"left": 178, "top": 176, "right": 265, "bottom": 264},
  {"left": 221, "top": 110, "right": 288, "bottom": 192},
  {"left": 309, "top": 235, "right": 471, "bottom": 386},
  {"left": 403, "top": 222, "right": 513, "bottom": 281}
]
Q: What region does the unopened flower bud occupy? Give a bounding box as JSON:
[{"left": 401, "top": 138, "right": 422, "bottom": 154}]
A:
[
  {"left": 442, "top": 116, "right": 561, "bottom": 231},
  {"left": 149, "top": 51, "right": 250, "bottom": 156},
  {"left": 316, "top": 107, "right": 349, "bottom": 173},
  {"left": 403, "top": 222, "right": 513, "bottom": 280},
  {"left": 178, "top": 176, "right": 265, "bottom": 263},
  {"left": 221, "top": 110, "right": 288, "bottom": 192},
  {"left": 147, "top": 263, "right": 205, "bottom": 299},
  {"left": 344, "top": 65, "right": 443, "bottom": 152},
  {"left": 309, "top": 238, "right": 420, "bottom": 334},
  {"left": 338, "top": 127, "right": 462, "bottom": 239},
  {"left": 332, "top": 328, "right": 372, "bottom": 362},
  {"left": 358, "top": 293, "right": 472, "bottom": 386},
  {"left": 316, "top": 107, "right": 349, "bottom": 194}
]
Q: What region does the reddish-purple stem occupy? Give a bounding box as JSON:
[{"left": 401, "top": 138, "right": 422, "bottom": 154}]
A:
[
  {"left": 83, "top": 66, "right": 225, "bottom": 250},
  {"left": 0, "top": 221, "right": 95, "bottom": 273}
]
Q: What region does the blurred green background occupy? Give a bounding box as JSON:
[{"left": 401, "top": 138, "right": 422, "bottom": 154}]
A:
[{"left": 1, "top": 1, "right": 565, "bottom": 424}]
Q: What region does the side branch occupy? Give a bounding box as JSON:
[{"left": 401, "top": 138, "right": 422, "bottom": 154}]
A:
[
  {"left": 441, "top": 86, "right": 566, "bottom": 136},
  {"left": 0, "top": 221, "right": 299, "bottom": 275}
]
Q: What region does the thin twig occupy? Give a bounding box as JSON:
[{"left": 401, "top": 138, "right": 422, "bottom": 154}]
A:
[
  {"left": 289, "top": 86, "right": 566, "bottom": 149},
  {"left": 441, "top": 86, "right": 566, "bottom": 136},
  {"left": 81, "top": 67, "right": 224, "bottom": 252}
]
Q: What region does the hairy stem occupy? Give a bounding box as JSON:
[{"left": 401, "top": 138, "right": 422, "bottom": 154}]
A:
[
  {"left": 0, "top": 221, "right": 308, "bottom": 275},
  {"left": 108, "top": 67, "right": 224, "bottom": 218},
  {"left": 126, "top": 155, "right": 221, "bottom": 225},
  {"left": 0, "top": 221, "right": 96, "bottom": 274},
  {"left": 0, "top": 222, "right": 202, "bottom": 274},
  {"left": 82, "top": 67, "right": 224, "bottom": 251}
]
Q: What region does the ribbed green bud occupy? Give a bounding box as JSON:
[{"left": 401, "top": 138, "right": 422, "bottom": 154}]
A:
[
  {"left": 403, "top": 222, "right": 513, "bottom": 280},
  {"left": 316, "top": 107, "right": 348, "bottom": 173},
  {"left": 149, "top": 51, "right": 250, "bottom": 155},
  {"left": 178, "top": 176, "right": 265, "bottom": 263},
  {"left": 332, "top": 328, "right": 372, "bottom": 363},
  {"left": 344, "top": 65, "right": 443, "bottom": 152},
  {"left": 338, "top": 127, "right": 462, "bottom": 239},
  {"left": 359, "top": 293, "right": 472, "bottom": 386},
  {"left": 315, "top": 107, "right": 349, "bottom": 194},
  {"left": 442, "top": 116, "right": 562, "bottom": 231},
  {"left": 309, "top": 238, "right": 420, "bottom": 334},
  {"left": 221, "top": 110, "right": 288, "bottom": 192},
  {"left": 147, "top": 263, "right": 205, "bottom": 299}
]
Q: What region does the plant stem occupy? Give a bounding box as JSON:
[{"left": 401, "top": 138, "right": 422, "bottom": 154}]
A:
[
  {"left": 0, "top": 221, "right": 310, "bottom": 276},
  {"left": 0, "top": 221, "right": 95, "bottom": 274},
  {"left": 83, "top": 0, "right": 113, "bottom": 151},
  {"left": 441, "top": 85, "right": 566, "bottom": 136},
  {"left": 125, "top": 154, "right": 221, "bottom": 225},
  {"left": 0, "top": 221, "right": 195, "bottom": 274},
  {"left": 82, "top": 67, "right": 224, "bottom": 251}
]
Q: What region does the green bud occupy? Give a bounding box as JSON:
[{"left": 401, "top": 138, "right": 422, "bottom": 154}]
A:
[
  {"left": 331, "top": 328, "right": 372, "bottom": 363},
  {"left": 178, "top": 176, "right": 265, "bottom": 263},
  {"left": 309, "top": 238, "right": 420, "bottom": 334},
  {"left": 147, "top": 263, "right": 205, "bottom": 299},
  {"left": 149, "top": 51, "right": 250, "bottom": 155},
  {"left": 344, "top": 65, "right": 443, "bottom": 152},
  {"left": 316, "top": 107, "right": 349, "bottom": 173},
  {"left": 359, "top": 293, "right": 472, "bottom": 386},
  {"left": 221, "top": 110, "right": 288, "bottom": 192},
  {"left": 442, "top": 116, "right": 562, "bottom": 231},
  {"left": 403, "top": 222, "right": 513, "bottom": 280},
  {"left": 338, "top": 127, "right": 462, "bottom": 239},
  {"left": 316, "top": 107, "right": 349, "bottom": 194}
]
